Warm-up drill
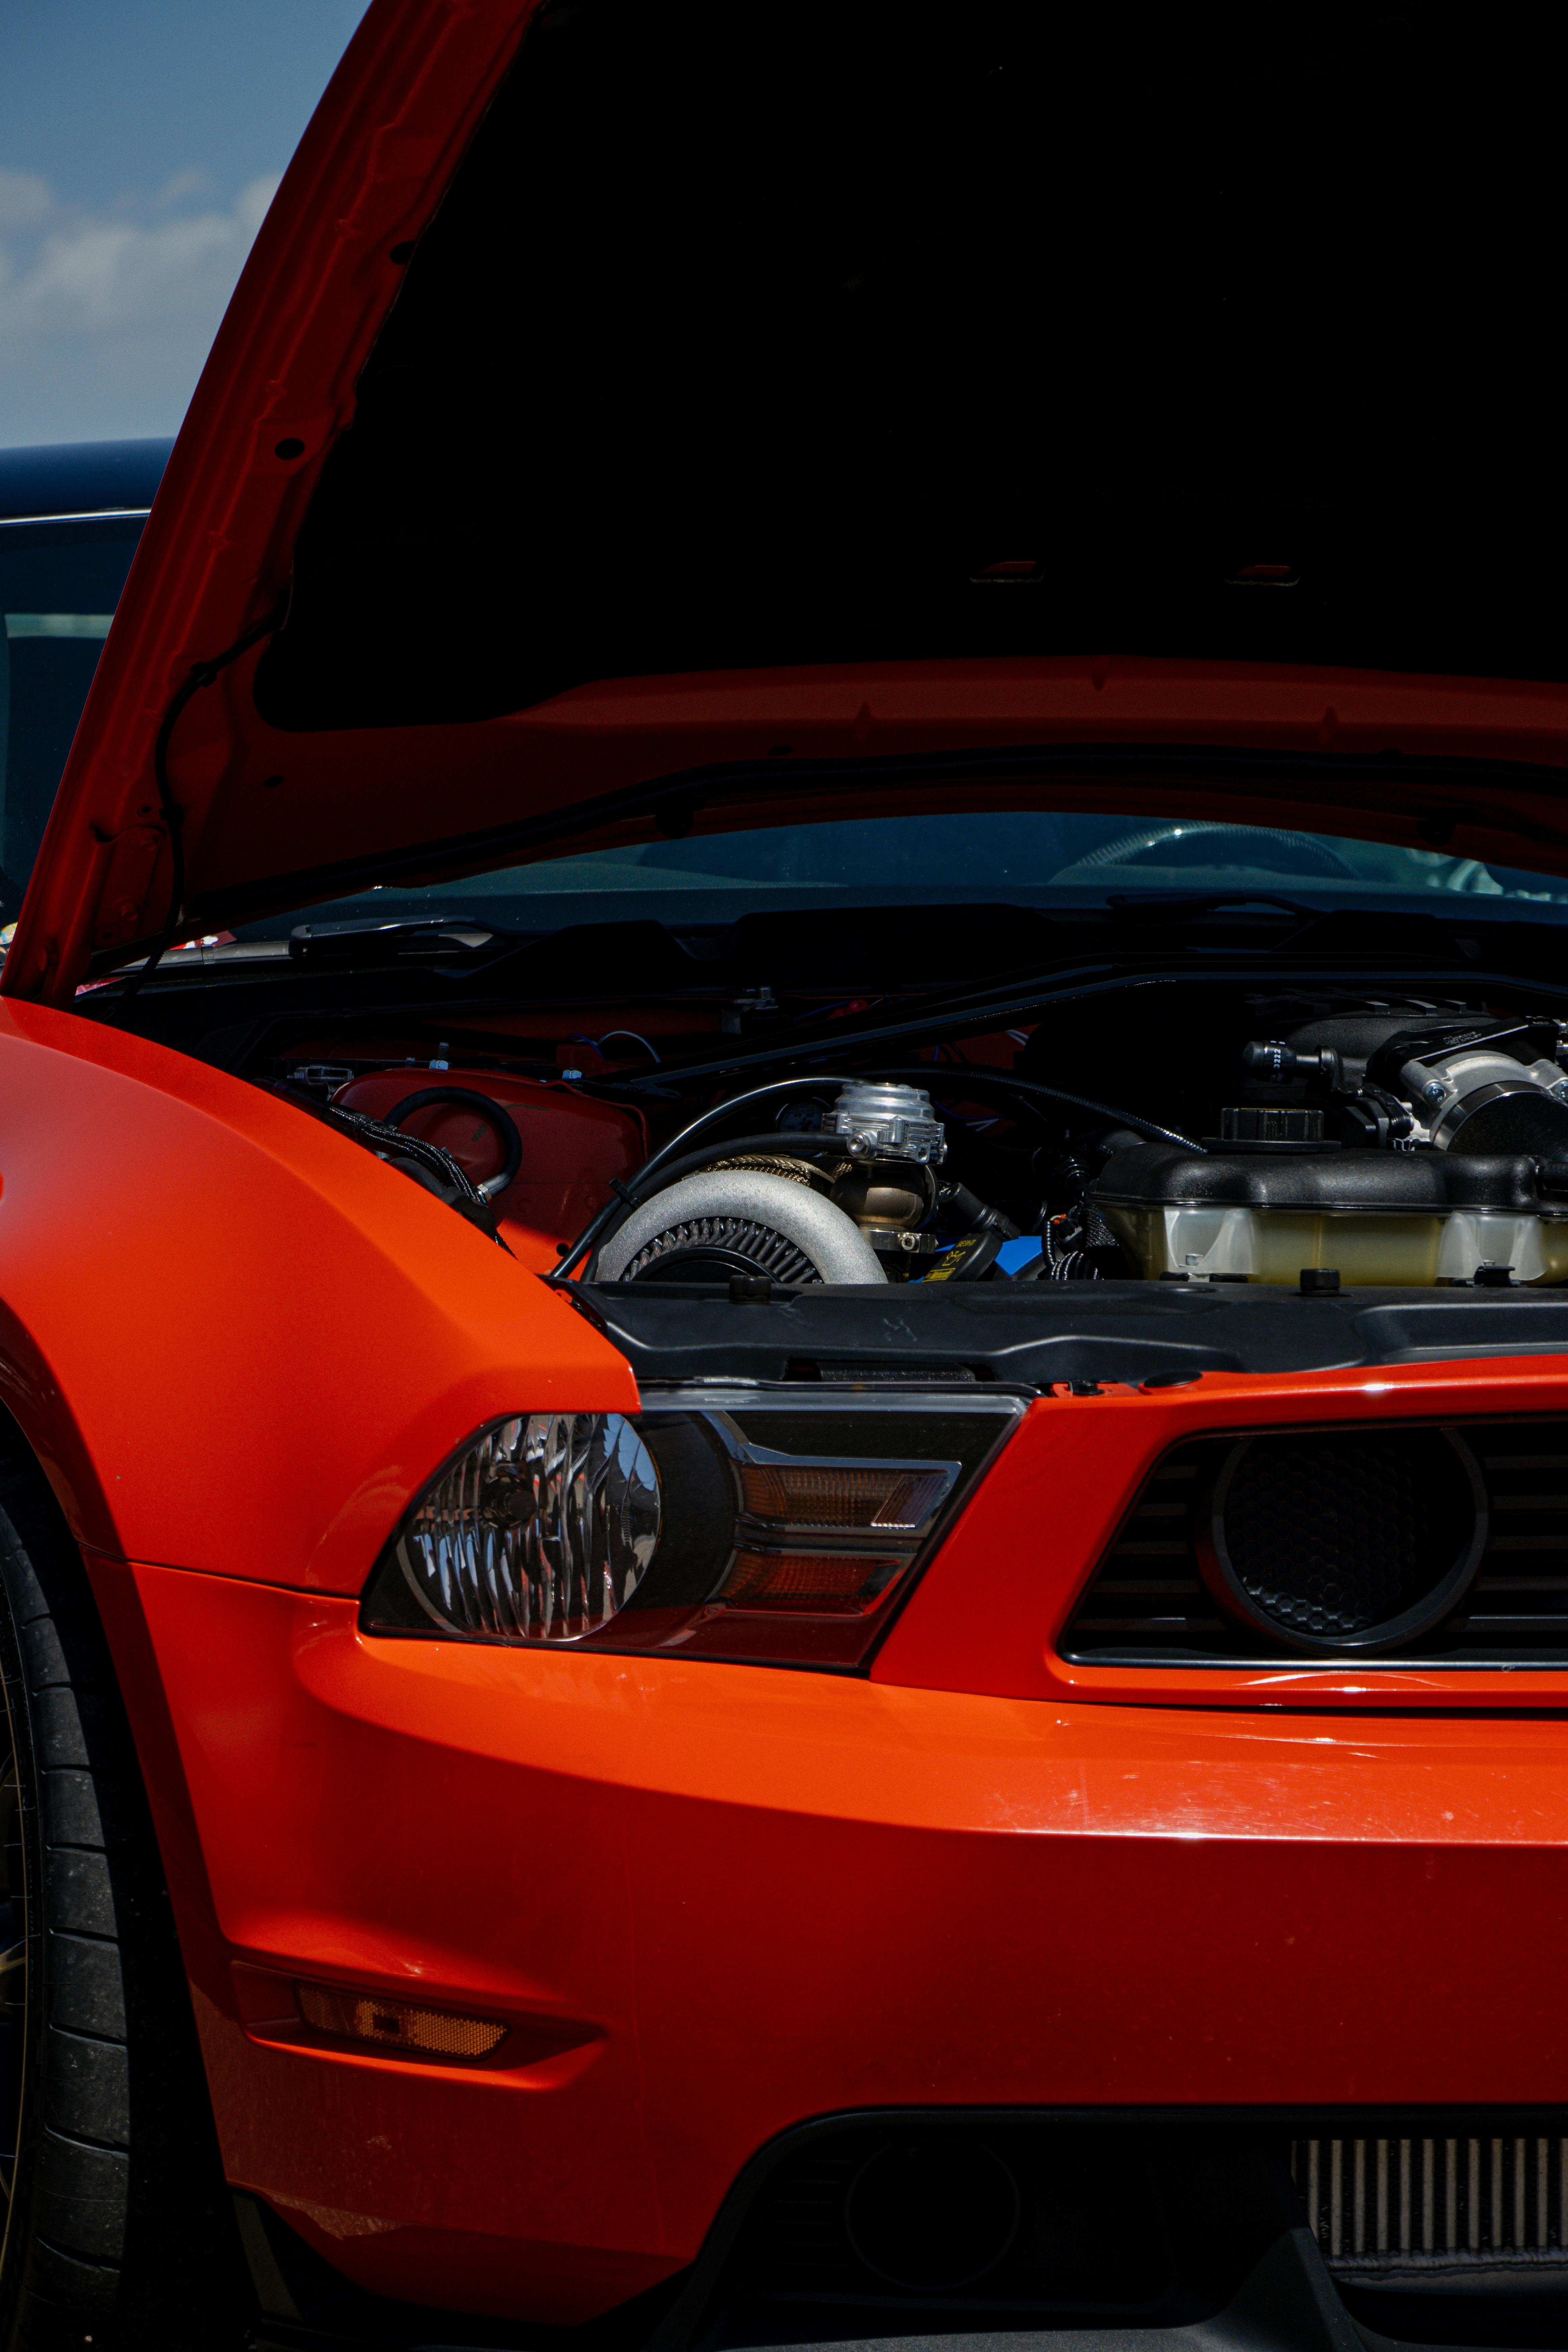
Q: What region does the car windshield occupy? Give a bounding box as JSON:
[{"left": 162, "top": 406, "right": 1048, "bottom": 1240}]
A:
[
  {"left": 0, "top": 518, "right": 144, "bottom": 924},
  {"left": 230, "top": 812, "right": 1568, "bottom": 943}
]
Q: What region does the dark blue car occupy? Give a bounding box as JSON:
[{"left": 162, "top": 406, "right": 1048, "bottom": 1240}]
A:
[{"left": 0, "top": 440, "right": 172, "bottom": 931}]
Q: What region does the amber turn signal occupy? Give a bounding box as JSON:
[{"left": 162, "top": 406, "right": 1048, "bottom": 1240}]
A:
[
  {"left": 737, "top": 1461, "right": 953, "bottom": 1530},
  {"left": 295, "top": 1981, "right": 507, "bottom": 2062},
  {"left": 718, "top": 1547, "right": 908, "bottom": 1613}
]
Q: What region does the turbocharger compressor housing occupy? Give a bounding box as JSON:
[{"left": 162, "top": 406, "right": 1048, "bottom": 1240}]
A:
[{"left": 595, "top": 1170, "right": 887, "bottom": 1285}]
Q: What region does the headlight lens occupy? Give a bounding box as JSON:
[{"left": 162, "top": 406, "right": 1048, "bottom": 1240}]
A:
[
  {"left": 363, "top": 1391, "right": 1023, "bottom": 1669},
  {"left": 389, "top": 1412, "right": 661, "bottom": 1641}
]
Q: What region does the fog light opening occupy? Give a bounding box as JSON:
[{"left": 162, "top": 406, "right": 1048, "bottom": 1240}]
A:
[
  {"left": 1198, "top": 1423, "right": 1488, "bottom": 1652},
  {"left": 845, "top": 2138, "right": 1021, "bottom": 2291}
]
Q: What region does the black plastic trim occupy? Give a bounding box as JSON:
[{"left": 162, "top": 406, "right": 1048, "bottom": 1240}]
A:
[
  {"left": 242, "top": 2103, "right": 1568, "bottom": 2352},
  {"left": 582, "top": 1280, "right": 1568, "bottom": 1388}
]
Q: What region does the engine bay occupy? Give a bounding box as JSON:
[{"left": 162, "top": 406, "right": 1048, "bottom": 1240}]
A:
[{"left": 243, "top": 985, "right": 1568, "bottom": 1301}]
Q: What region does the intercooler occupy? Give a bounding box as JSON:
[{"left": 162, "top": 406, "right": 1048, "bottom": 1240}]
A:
[{"left": 1294, "top": 2131, "right": 1568, "bottom": 2280}]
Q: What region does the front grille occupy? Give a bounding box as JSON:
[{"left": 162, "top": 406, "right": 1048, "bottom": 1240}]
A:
[
  {"left": 1060, "top": 1414, "right": 1568, "bottom": 1666},
  {"left": 1295, "top": 2132, "right": 1568, "bottom": 2278}
]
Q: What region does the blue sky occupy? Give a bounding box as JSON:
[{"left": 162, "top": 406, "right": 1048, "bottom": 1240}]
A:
[{"left": 0, "top": 0, "right": 367, "bottom": 448}]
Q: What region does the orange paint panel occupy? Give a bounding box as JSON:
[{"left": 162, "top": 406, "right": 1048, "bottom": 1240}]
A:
[
  {"left": 0, "top": 1002, "right": 635, "bottom": 1587},
  {"left": 93, "top": 1551, "right": 1568, "bottom": 2317}
]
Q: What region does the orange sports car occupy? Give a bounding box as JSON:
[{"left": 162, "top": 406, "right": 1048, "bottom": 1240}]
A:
[{"left": 5, "top": 7, "right": 1568, "bottom": 2349}]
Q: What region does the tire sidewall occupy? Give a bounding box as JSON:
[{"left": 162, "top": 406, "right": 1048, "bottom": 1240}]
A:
[{"left": 0, "top": 1504, "right": 52, "bottom": 2337}]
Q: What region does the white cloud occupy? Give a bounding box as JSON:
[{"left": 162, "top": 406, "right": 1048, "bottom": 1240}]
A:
[
  {"left": 2, "top": 172, "right": 280, "bottom": 343},
  {"left": 149, "top": 168, "right": 221, "bottom": 214},
  {"left": 0, "top": 169, "right": 50, "bottom": 233},
  {"left": 0, "top": 168, "right": 281, "bottom": 445}
]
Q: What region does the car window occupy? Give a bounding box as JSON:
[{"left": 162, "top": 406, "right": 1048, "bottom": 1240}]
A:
[{"left": 0, "top": 518, "right": 143, "bottom": 924}]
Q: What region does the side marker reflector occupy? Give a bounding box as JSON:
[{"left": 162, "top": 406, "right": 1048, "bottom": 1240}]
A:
[{"left": 295, "top": 1981, "right": 508, "bottom": 2061}]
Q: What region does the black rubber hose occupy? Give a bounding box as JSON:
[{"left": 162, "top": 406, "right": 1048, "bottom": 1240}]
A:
[
  {"left": 936, "top": 1176, "right": 1020, "bottom": 1239},
  {"left": 874, "top": 1065, "right": 1203, "bottom": 1153},
  {"left": 386, "top": 1087, "right": 523, "bottom": 1201}
]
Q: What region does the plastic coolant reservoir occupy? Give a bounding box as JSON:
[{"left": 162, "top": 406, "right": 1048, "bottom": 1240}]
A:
[
  {"left": 334, "top": 1068, "right": 646, "bottom": 1272},
  {"left": 1089, "top": 1140, "right": 1568, "bottom": 1287},
  {"left": 1101, "top": 1201, "right": 1568, "bottom": 1286}
]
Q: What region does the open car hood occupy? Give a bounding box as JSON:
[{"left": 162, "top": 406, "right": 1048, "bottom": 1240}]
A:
[{"left": 11, "top": 0, "right": 1568, "bottom": 1005}]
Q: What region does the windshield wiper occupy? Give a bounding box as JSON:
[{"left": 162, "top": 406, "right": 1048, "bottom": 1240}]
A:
[
  {"left": 286, "top": 917, "right": 508, "bottom": 965},
  {"left": 98, "top": 916, "right": 516, "bottom": 985}
]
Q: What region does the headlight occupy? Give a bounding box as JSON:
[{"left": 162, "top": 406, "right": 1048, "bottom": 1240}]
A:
[
  {"left": 378, "top": 1412, "right": 661, "bottom": 1642},
  {"left": 361, "top": 1390, "right": 1023, "bottom": 1669}
]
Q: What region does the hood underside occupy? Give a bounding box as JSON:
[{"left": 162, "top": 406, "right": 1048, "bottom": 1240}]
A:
[{"left": 10, "top": 0, "right": 1568, "bottom": 1003}]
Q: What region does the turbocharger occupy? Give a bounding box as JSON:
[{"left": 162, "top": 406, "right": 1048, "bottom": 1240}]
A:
[{"left": 594, "top": 1083, "right": 953, "bottom": 1285}]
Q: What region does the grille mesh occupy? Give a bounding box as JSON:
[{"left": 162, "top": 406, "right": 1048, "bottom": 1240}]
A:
[
  {"left": 1061, "top": 1415, "right": 1568, "bottom": 1666},
  {"left": 1294, "top": 2134, "right": 1568, "bottom": 2274},
  {"left": 1221, "top": 1427, "right": 1472, "bottom": 1638}
]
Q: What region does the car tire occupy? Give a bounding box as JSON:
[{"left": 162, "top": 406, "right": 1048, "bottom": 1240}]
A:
[{"left": 0, "top": 1438, "right": 246, "bottom": 2350}]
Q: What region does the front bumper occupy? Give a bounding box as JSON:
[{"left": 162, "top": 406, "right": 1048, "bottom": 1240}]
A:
[{"left": 90, "top": 1554, "right": 1568, "bottom": 2331}]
